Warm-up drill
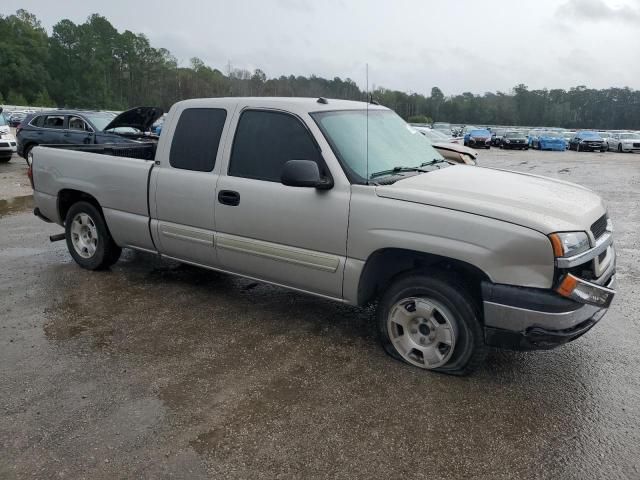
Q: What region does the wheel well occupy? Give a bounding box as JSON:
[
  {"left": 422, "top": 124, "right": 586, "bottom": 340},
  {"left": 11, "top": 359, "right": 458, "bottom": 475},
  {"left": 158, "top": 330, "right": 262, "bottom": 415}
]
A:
[
  {"left": 21, "top": 141, "right": 36, "bottom": 158},
  {"left": 357, "top": 248, "right": 490, "bottom": 308},
  {"left": 57, "top": 189, "right": 102, "bottom": 223}
]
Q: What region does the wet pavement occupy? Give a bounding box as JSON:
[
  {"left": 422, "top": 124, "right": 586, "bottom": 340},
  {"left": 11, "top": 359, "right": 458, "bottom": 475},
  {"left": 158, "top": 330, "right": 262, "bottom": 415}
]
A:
[{"left": 1, "top": 150, "right": 639, "bottom": 479}]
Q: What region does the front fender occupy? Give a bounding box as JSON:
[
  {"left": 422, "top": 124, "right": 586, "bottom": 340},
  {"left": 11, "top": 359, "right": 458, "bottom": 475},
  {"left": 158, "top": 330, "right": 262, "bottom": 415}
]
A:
[{"left": 343, "top": 187, "right": 555, "bottom": 303}]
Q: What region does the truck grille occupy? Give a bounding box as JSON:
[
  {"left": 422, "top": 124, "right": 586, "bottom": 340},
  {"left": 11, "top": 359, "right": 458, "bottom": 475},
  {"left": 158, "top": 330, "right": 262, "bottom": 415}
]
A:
[{"left": 590, "top": 215, "right": 608, "bottom": 240}]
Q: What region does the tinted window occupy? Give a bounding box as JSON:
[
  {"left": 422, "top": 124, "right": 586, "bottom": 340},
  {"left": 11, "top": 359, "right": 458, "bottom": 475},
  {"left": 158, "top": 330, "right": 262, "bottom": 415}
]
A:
[
  {"left": 169, "top": 108, "right": 227, "bottom": 172},
  {"left": 31, "top": 115, "right": 45, "bottom": 127},
  {"left": 229, "top": 110, "right": 321, "bottom": 182},
  {"left": 44, "top": 115, "right": 65, "bottom": 129}
]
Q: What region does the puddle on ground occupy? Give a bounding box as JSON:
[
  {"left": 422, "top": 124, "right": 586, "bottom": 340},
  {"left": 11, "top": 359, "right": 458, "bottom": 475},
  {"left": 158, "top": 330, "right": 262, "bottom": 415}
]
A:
[{"left": 0, "top": 195, "right": 33, "bottom": 218}]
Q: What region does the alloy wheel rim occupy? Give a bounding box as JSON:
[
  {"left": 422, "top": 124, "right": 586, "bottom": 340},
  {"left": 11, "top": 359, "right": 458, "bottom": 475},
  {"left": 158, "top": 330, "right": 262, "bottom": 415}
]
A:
[
  {"left": 70, "top": 213, "right": 98, "bottom": 259},
  {"left": 387, "top": 297, "right": 457, "bottom": 369}
]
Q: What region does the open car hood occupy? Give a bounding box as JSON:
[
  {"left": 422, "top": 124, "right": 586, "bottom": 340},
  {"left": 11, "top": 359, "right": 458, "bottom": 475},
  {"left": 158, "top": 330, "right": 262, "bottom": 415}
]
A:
[
  {"left": 103, "top": 106, "right": 164, "bottom": 132},
  {"left": 432, "top": 142, "right": 478, "bottom": 158}
]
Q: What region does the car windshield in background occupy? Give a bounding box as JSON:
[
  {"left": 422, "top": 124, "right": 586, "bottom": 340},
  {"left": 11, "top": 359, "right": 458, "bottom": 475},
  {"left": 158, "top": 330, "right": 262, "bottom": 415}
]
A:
[
  {"left": 84, "top": 113, "right": 116, "bottom": 131},
  {"left": 312, "top": 110, "right": 446, "bottom": 182},
  {"left": 580, "top": 131, "right": 600, "bottom": 139},
  {"left": 470, "top": 130, "right": 490, "bottom": 136},
  {"left": 0, "top": 115, "right": 6, "bottom": 126},
  {"left": 541, "top": 131, "right": 562, "bottom": 138},
  {"left": 620, "top": 133, "right": 640, "bottom": 139},
  {"left": 505, "top": 132, "right": 524, "bottom": 138}
]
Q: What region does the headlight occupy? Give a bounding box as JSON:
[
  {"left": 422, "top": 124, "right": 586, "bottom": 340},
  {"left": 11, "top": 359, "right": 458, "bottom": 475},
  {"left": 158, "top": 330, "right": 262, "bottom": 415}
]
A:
[
  {"left": 549, "top": 232, "right": 590, "bottom": 258},
  {"left": 505, "top": 139, "right": 511, "bottom": 143}
]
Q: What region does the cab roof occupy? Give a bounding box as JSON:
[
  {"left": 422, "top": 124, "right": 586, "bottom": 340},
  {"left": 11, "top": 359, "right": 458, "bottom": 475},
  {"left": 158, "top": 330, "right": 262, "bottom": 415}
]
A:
[{"left": 171, "top": 97, "right": 389, "bottom": 116}]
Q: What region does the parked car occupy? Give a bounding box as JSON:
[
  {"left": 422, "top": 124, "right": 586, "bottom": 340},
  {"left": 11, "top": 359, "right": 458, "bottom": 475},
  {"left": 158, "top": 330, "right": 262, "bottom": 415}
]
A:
[
  {"left": 608, "top": 132, "right": 640, "bottom": 153},
  {"left": 17, "top": 107, "right": 163, "bottom": 160},
  {"left": 490, "top": 128, "right": 508, "bottom": 146},
  {"left": 29, "top": 97, "right": 616, "bottom": 375},
  {"left": 0, "top": 110, "right": 18, "bottom": 161},
  {"left": 9, "top": 112, "right": 27, "bottom": 127},
  {"left": 152, "top": 114, "right": 166, "bottom": 135},
  {"left": 499, "top": 131, "right": 529, "bottom": 150},
  {"left": 464, "top": 129, "right": 491, "bottom": 148},
  {"left": 414, "top": 127, "right": 478, "bottom": 165},
  {"left": 533, "top": 131, "right": 567, "bottom": 151},
  {"left": 568, "top": 131, "right": 607, "bottom": 152}
]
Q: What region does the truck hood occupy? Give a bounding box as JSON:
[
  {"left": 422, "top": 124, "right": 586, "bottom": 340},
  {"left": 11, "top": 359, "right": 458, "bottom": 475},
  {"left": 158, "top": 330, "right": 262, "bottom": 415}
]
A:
[
  {"left": 375, "top": 165, "right": 606, "bottom": 234},
  {"left": 103, "top": 106, "right": 164, "bottom": 132}
]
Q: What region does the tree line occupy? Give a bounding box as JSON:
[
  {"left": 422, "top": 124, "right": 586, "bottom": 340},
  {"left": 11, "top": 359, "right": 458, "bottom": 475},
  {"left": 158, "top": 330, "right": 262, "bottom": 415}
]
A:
[{"left": 1, "top": 9, "right": 639, "bottom": 129}]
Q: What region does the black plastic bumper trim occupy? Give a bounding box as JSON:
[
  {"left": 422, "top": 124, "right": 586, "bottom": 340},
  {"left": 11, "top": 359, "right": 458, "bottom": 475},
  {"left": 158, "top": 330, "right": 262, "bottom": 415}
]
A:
[
  {"left": 481, "top": 281, "right": 580, "bottom": 314},
  {"left": 484, "top": 317, "right": 599, "bottom": 351}
]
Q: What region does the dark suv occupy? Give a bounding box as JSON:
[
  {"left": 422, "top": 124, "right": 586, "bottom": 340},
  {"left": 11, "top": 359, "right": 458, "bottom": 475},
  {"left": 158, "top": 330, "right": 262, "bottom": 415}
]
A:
[{"left": 16, "top": 107, "right": 162, "bottom": 159}]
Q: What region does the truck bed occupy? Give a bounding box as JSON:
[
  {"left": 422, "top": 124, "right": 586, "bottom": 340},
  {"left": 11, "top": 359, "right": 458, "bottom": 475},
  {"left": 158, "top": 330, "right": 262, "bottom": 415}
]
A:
[{"left": 32, "top": 145, "right": 156, "bottom": 252}]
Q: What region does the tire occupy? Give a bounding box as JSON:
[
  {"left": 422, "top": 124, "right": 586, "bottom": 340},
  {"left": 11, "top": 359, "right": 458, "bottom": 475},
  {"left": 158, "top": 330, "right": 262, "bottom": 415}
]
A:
[
  {"left": 0, "top": 155, "right": 11, "bottom": 163},
  {"left": 618, "top": 144, "right": 622, "bottom": 153},
  {"left": 376, "top": 271, "right": 486, "bottom": 376},
  {"left": 577, "top": 143, "right": 581, "bottom": 152},
  {"left": 64, "top": 201, "right": 121, "bottom": 270}
]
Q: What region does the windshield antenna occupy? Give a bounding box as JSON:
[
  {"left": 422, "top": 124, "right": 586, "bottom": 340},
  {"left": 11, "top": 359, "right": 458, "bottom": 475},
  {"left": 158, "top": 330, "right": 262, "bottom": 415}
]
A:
[{"left": 366, "top": 63, "right": 369, "bottom": 185}]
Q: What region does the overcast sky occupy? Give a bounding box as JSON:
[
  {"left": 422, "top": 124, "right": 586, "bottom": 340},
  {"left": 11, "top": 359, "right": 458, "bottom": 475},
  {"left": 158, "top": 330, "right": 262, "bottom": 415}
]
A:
[{"left": 4, "top": 0, "right": 640, "bottom": 96}]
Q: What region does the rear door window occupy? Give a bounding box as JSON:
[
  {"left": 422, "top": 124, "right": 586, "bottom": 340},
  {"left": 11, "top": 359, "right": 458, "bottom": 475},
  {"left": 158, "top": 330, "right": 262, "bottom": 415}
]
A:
[
  {"left": 43, "top": 115, "right": 65, "bottom": 129},
  {"left": 169, "top": 108, "right": 227, "bottom": 172}
]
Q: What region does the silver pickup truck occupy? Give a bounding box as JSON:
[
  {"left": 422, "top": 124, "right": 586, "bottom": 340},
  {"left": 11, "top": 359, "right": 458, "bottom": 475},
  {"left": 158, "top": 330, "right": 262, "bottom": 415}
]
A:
[{"left": 31, "top": 97, "right": 616, "bottom": 375}]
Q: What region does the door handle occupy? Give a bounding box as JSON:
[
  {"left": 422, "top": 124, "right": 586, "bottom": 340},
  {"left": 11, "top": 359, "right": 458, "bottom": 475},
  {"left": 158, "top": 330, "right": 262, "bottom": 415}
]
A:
[{"left": 218, "top": 190, "right": 240, "bottom": 206}]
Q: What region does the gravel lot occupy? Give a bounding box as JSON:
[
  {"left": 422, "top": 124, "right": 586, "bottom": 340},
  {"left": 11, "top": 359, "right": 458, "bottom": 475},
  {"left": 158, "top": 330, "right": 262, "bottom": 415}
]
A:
[{"left": 1, "top": 149, "right": 639, "bottom": 479}]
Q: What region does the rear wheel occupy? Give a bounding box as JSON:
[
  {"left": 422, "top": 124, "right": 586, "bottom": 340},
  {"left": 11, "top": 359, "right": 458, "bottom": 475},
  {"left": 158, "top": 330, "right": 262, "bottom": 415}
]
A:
[
  {"left": 64, "top": 201, "right": 121, "bottom": 270},
  {"left": 377, "top": 271, "right": 486, "bottom": 376},
  {"left": 0, "top": 155, "right": 11, "bottom": 163}
]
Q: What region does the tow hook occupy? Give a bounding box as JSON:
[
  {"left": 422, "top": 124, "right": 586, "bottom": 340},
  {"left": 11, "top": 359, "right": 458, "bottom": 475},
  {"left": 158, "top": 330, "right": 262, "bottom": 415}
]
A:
[{"left": 49, "top": 233, "right": 65, "bottom": 242}]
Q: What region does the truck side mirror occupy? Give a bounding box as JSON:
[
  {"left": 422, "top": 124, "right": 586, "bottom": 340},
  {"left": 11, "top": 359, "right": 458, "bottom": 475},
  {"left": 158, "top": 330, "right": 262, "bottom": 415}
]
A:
[{"left": 281, "top": 160, "right": 332, "bottom": 189}]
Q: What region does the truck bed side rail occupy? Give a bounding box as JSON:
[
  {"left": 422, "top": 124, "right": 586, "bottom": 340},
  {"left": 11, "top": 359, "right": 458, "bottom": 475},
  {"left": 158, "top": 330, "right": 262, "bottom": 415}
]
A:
[{"left": 41, "top": 142, "right": 156, "bottom": 161}]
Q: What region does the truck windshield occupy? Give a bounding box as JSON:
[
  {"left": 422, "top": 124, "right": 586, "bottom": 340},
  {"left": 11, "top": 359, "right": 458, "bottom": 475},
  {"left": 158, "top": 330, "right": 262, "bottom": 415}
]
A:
[{"left": 311, "top": 109, "right": 446, "bottom": 183}]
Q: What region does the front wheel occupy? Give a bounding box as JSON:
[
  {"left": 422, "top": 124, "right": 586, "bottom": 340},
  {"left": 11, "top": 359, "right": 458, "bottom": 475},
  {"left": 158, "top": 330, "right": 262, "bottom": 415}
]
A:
[
  {"left": 377, "top": 272, "right": 486, "bottom": 376},
  {"left": 65, "top": 201, "right": 121, "bottom": 270}
]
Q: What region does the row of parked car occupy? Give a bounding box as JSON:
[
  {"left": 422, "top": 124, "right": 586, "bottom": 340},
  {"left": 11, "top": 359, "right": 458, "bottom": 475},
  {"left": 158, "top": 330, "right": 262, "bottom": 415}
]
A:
[
  {"left": 2, "top": 107, "right": 163, "bottom": 162},
  {"left": 428, "top": 122, "right": 640, "bottom": 153}
]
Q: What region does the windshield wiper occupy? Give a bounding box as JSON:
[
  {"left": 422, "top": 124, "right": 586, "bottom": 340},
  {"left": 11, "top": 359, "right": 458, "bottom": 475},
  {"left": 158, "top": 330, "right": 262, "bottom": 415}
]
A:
[
  {"left": 420, "top": 158, "right": 447, "bottom": 167},
  {"left": 370, "top": 166, "right": 429, "bottom": 179}
]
